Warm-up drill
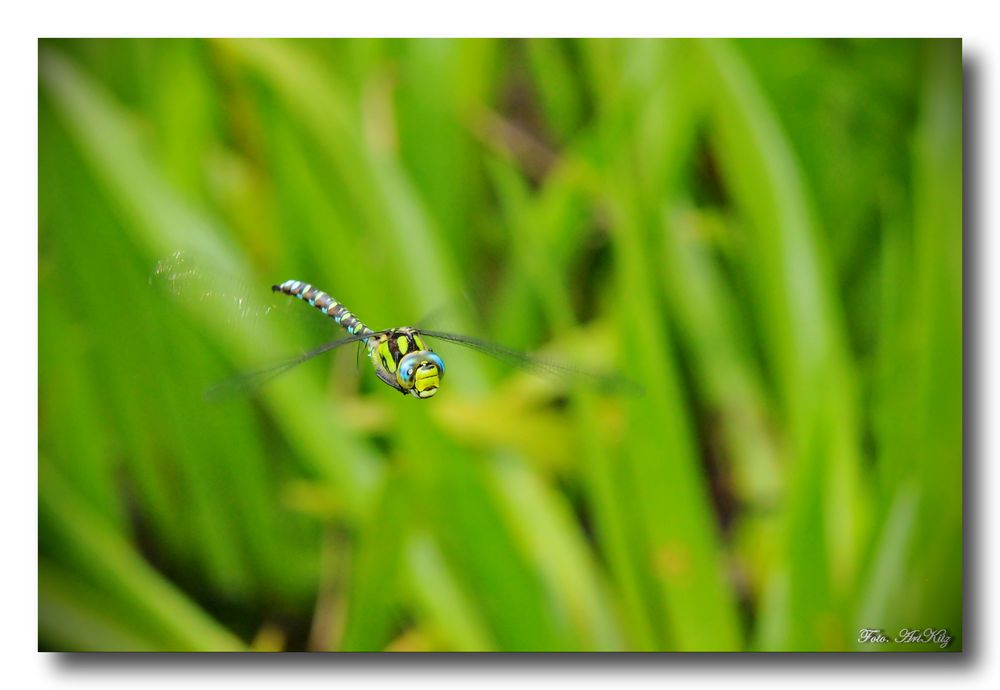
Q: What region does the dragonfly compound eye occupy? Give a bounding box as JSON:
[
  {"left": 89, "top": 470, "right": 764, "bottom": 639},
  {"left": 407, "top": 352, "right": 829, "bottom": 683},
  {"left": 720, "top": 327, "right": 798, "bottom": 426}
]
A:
[
  {"left": 396, "top": 352, "right": 421, "bottom": 389},
  {"left": 396, "top": 351, "right": 443, "bottom": 398},
  {"left": 425, "top": 352, "right": 445, "bottom": 377}
]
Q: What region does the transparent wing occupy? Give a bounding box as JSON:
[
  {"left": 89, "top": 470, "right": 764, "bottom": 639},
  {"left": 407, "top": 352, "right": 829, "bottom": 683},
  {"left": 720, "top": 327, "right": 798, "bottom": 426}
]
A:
[
  {"left": 205, "top": 331, "right": 385, "bottom": 401},
  {"left": 151, "top": 251, "right": 342, "bottom": 343},
  {"left": 418, "top": 330, "right": 644, "bottom": 396}
]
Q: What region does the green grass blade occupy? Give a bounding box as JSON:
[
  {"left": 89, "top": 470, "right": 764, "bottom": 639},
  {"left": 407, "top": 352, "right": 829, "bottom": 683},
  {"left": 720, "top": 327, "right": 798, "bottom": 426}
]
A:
[{"left": 39, "top": 460, "right": 244, "bottom": 651}]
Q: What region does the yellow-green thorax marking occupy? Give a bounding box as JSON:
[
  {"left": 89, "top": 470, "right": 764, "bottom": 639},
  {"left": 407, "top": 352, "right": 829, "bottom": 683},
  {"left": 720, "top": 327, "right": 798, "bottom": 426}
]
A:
[{"left": 273, "top": 280, "right": 445, "bottom": 398}]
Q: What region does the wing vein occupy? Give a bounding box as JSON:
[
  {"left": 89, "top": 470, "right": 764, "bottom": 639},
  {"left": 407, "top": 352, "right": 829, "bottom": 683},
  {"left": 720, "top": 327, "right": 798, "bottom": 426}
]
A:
[
  {"left": 205, "top": 331, "right": 386, "bottom": 400},
  {"left": 418, "top": 329, "right": 643, "bottom": 395}
]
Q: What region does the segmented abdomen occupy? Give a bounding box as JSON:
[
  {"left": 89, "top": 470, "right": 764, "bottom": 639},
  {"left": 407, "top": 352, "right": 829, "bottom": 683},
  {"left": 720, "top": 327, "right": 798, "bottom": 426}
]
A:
[{"left": 273, "top": 280, "right": 373, "bottom": 337}]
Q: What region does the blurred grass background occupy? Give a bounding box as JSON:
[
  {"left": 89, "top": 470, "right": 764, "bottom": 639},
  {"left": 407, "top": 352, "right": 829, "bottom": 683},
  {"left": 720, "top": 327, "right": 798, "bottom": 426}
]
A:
[{"left": 38, "top": 38, "right": 962, "bottom": 652}]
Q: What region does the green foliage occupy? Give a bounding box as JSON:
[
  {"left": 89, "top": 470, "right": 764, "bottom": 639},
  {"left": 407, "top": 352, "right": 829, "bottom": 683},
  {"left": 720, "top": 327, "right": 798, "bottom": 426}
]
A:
[{"left": 38, "top": 38, "right": 962, "bottom": 651}]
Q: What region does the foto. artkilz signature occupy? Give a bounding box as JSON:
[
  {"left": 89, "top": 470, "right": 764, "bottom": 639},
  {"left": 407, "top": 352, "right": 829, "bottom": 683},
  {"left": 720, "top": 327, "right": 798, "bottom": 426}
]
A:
[{"left": 858, "top": 628, "right": 953, "bottom": 649}]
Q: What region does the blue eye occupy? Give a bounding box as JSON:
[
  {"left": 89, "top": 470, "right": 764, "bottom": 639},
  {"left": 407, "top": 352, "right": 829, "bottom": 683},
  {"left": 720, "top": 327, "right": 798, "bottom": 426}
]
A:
[
  {"left": 426, "top": 352, "right": 445, "bottom": 378},
  {"left": 395, "top": 350, "right": 444, "bottom": 390},
  {"left": 396, "top": 351, "right": 424, "bottom": 389}
]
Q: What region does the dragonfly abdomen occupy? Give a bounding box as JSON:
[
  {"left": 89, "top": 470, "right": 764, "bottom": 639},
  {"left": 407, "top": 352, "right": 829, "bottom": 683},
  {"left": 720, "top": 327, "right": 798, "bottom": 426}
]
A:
[{"left": 272, "top": 280, "right": 373, "bottom": 337}]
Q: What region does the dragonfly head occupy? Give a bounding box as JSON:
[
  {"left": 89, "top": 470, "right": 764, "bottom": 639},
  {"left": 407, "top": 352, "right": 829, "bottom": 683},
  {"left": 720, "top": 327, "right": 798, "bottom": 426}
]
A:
[{"left": 397, "top": 351, "right": 445, "bottom": 399}]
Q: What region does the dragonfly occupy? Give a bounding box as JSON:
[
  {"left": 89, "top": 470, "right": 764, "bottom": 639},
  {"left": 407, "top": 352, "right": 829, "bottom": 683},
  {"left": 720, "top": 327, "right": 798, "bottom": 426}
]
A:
[{"left": 208, "top": 278, "right": 638, "bottom": 400}]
